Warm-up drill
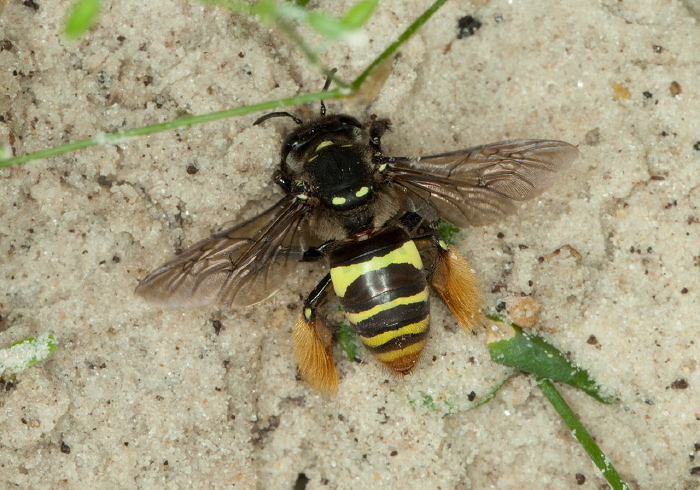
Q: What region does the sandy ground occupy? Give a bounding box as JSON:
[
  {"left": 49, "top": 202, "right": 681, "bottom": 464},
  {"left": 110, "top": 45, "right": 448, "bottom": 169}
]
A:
[{"left": 1, "top": 0, "right": 699, "bottom": 488}]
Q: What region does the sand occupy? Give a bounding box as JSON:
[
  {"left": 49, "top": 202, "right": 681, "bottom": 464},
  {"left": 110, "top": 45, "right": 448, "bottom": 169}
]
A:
[{"left": 1, "top": 0, "right": 699, "bottom": 488}]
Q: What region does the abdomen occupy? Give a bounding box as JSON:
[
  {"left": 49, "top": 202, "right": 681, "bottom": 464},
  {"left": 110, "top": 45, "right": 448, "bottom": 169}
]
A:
[{"left": 329, "top": 227, "right": 430, "bottom": 374}]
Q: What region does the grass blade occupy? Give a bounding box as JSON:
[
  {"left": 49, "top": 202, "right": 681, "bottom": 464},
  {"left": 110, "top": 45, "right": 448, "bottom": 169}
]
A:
[
  {"left": 64, "top": 0, "right": 102, "bottom": 40},
  {"left": 538, "top": 379, "right": 630, "bottom": 490}
]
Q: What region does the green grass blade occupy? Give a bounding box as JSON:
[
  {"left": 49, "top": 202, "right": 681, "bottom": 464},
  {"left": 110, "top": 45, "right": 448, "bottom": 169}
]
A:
[
  {"left": 1, "top": 334, "right": 58, "bottom": 378},
  {"left": 0, "top": 89, "right": 338, "bottom": 168},
  {"left": 64, "top": 0, "right": 102, "bottom": 40},
  {"left": 2, "top": 0, "right": 452, "bottom": 169},
  {"left": 538, "top": 379, "right": 630, "bottom": 490},
  {"left": 340, "top": 0, "right": 379, "bottom": 30},
  {"left": 199, "top": 0, "right": 253, "bottom": 16},
  {"left": 407, "top": 373, "right": 514, "bottom": 413},
  {"left": 337, "top": 321, "right": 361, "bottom": 362},
  {"left": 352, "top": 0, "right": 449, "bottom": 89}
]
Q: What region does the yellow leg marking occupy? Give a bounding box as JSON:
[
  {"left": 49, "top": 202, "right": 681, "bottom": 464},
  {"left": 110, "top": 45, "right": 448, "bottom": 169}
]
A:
[
  {"left": 373, "top": 340, "right": 426, "bottom": 363},
  {"left": 292, "top": 313, "right": 338, "bottom": 394},
  {"left": 345, "top": 289, "right": 428, "bottom": 324},
  {"left": 359, "top": 317, "right": 429, "bottom": 348},
  {"left": 331, "top": 240, "right": 423, "bottom": 297},
  {"left": 431, "top": 247, "right": 483, "bottom": 332}
]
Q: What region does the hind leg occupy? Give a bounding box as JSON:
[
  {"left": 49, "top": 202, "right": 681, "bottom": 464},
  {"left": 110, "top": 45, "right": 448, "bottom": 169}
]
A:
[
  {"left": 292, "top": 273, "right": 339, "bottom": 394},
  {"left": 420, "top": 235, "right": 484, "bottom": 332}
]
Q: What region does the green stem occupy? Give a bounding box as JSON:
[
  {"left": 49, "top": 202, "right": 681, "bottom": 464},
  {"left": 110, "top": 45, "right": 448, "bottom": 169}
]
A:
[
  {"left": 1, "top": 0, "right": 451, "bottom": 168},
  {"left": 537, "top": 379, "right": 630, "bottom": 490},
  {"left": 197, "top": 0, "right": 253, "bottom": 16},
  {"left": 0, "top": 90, "right": 338, "bottom": 168},
  {"left": 352, "top": 0, "right": 449, "bottom": 89}
]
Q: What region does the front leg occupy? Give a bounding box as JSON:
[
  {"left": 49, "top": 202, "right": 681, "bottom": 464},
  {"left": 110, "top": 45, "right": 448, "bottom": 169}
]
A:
[{"left": 369, "top": 116, "right": 391, "bottom": 153}]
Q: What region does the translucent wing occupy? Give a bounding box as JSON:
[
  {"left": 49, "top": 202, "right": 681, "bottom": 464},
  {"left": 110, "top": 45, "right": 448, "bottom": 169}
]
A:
[
  {"left": 384, "top": 139, "right": 579, "bottom": 227},
  {"left": 135, "top": 196, "right": 312, "bottom": 308}
]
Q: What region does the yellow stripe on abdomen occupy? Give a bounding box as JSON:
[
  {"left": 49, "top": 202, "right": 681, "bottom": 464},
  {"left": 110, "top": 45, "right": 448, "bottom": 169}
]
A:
[
  {"left": 359, "top": 317, "right": 429, "bottom": 347},
  {"left": 345, "top": 289, "right": 428, "bottom": 324},
  {"left": 330, "top": 240, "right": 423, "bottom": 298},
  {"left": 373, "top": 340, "right": 426, "bottom": 364}
]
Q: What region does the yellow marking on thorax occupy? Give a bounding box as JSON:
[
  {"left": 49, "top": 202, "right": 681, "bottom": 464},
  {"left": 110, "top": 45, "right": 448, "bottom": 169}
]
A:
[
  {"left": 332, "top": 196, "right": 347, "bottom": 206},
  {"left": 374, "top": 340, "right": 426, "bottom": 363},
  {"left": 359, "top": 317, "right": 429, "bottom": 347},
  {"left": 315, "top": 140, "right": 334, "bottom": 152},
  {"left": 355, "top": 186, "right": 369, "bottom": 198},
  {"left": 330, "top": 240, "right": 423, "bottom": 298},
  {"left": 345, "top": 289, "right": 427, "bottom": 324}
]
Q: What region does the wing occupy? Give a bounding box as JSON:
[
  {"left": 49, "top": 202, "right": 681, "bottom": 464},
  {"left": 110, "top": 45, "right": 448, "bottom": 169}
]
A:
[
  {"left": 135, "top": 195, "right": 313, "bottom": 308},
  {"left": 384, "top": 139, "right": 579, "bottom": 227}
]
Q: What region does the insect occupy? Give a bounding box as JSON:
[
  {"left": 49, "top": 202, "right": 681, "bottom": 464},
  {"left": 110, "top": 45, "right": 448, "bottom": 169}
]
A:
[{"left": 135, "top": 74, "right": 579, "bottom": 393}]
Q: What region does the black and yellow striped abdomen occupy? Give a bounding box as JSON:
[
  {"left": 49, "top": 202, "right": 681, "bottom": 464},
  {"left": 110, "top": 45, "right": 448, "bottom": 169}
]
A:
[{"left": 329, "top": 227, "right": 429, "bottom": 374}]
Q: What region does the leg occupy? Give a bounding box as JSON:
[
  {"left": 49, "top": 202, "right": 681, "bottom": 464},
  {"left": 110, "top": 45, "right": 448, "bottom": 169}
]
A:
[
  {"left": 369, "top": 116, "right": 391, "bottom": 152},
  {"left": 292, "top": 273, "right": 338, "bottom": 394},
  {"left": 319, "top": 68, "right": 338, "bottom": 117},
  {"left": 425, "top": 236, "right": 484, "bottom": 332}
]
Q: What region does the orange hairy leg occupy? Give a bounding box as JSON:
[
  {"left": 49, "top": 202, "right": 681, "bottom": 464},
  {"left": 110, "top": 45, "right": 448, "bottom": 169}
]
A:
[
  {"left": 292, "top": 273, "right": 339, "bottom": 394},
  {"left": 430, "top": 239, "right": 484, "bottom": 332},
  {"left": 293, "top": 309, "right": 338, "bottom": 394}
]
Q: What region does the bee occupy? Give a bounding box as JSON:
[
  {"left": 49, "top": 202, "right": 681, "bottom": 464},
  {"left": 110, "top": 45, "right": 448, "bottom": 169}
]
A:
[{"left": 135, "top": 74, "right": 579, "bottom": 393}]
